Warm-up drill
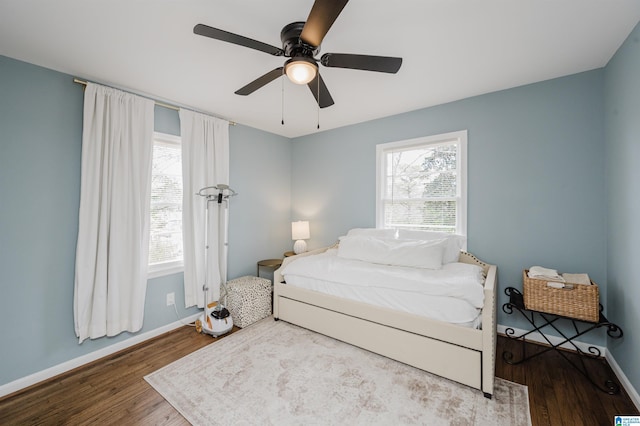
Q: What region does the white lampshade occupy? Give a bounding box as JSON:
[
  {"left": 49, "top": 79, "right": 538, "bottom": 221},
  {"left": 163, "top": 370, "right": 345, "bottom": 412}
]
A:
[
  {"left": 291, "top": 221, "right": 310, "bottom": 240},
  {"left": 291, "top": 221, "right": 310, "bottom": 254}
]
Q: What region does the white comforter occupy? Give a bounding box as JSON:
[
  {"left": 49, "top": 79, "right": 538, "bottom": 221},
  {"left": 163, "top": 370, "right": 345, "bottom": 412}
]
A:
[{"left": 280, "top": 248, "right": 485, "bottom": 310}]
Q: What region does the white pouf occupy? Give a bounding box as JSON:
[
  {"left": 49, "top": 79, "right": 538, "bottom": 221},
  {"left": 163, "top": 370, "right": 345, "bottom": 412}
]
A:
[{"left": 225, "top": 276, "right": 273, "bottom": 328}]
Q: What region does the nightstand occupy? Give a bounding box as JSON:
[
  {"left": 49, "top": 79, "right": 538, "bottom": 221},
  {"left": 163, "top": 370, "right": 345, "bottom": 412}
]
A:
[
  {"left": 284, "top": 251, "right": 296, "bottom": 257},
  {"left": 256, "top": 258, "right": 282, "bottom": 278}
]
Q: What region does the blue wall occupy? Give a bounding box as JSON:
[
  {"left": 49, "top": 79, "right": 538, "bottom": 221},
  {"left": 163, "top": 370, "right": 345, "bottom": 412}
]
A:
[
  {"left": 0, "top": 55, "right": 291, "bottom": 387},
  {"left": 604, "top": 22, "right": 640, "bottom": 399},
  {"left": 229, "top": 124, "right": 292, "bottom": 272},
  {"left": 291, "top": 69, "right": 607, "bottom": 340}
]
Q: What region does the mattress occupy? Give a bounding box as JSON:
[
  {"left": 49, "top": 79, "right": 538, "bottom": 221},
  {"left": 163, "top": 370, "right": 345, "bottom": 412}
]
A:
[{"left": 280, "top": 249, "right": 485, "bottom": 328}]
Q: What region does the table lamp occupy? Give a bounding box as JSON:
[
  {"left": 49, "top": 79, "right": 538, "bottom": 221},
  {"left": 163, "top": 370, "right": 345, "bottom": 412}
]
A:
[{"left": 292, "top": 221, "right": 310, "bottom": 254}]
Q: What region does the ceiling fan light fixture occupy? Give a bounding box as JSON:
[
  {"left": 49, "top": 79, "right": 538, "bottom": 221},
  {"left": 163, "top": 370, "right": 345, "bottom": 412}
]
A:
[
  {"left": 194, "top": 1, "right": 402, "bottom": 110},
  {"left": 285, "top": 57, "right": 317, "bottom": 85}
]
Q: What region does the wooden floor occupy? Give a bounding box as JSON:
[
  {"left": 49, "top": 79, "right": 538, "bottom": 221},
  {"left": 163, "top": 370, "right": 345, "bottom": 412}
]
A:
[
  {"left": 1, "top": 325, "right": 637, "bottom": 425},
  {"left": 497, "top": 335, "right": 638, "bottom": 425}
]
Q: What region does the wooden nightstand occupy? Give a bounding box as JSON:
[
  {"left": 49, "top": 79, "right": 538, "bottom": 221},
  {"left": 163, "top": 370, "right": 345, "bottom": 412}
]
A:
[{"left": 256, "top": 258, "right": 282, "bottom": 278}]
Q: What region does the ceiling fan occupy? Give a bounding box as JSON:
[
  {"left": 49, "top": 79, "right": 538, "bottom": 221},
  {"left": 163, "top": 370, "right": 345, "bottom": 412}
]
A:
[{"left": 193, "top": 0, "right": 402, "bottom": 108}]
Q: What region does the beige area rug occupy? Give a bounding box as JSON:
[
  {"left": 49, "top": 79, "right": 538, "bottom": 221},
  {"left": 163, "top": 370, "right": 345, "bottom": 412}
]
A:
[{"left": 145, "top": 317, "right": 531, "bottom": 425}]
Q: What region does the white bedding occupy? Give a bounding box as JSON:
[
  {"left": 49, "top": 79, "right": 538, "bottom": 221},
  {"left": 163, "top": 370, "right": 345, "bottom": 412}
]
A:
[{"left": 280, "top": 248, "right": 485, "bottom": 327}]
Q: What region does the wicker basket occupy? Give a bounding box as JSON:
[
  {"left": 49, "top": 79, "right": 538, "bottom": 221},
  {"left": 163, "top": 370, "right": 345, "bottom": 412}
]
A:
[{"left": 523, "top": 270, "right": 599, "bottom": 322}]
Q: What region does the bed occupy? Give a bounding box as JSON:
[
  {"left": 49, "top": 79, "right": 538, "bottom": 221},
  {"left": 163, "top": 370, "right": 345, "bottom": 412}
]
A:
[{"left": 273, "top": 229, "right": 497, "bottom": 398}]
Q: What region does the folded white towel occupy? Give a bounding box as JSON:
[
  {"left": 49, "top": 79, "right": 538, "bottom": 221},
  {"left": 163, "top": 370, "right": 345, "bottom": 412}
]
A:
[
  {"left": 528, "top": 266, "right": 565, "bottom": 282},
  {"left": 562, "top": 273, "right": 591, "bottom": 285},
  {"left": 529, "top": 266, "right": 559, "bottom": 276}
]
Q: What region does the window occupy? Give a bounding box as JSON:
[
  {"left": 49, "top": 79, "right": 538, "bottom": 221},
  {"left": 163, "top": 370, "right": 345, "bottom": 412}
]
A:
[
  {"left": 148, "top": 132, "right": 183, "bottom": 277},
  {"left": 376, "top": 130, "right": 467, "bottom": 235}
]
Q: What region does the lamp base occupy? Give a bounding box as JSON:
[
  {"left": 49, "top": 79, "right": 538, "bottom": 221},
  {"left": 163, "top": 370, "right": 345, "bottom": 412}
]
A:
[{"left": 293, "top": 240, "right": 307, "bottom": 254}]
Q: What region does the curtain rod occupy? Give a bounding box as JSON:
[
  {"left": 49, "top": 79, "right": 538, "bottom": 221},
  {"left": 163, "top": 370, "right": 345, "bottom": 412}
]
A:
[{"left": 73, "top": 78, "right": 236, "bottom": 126}]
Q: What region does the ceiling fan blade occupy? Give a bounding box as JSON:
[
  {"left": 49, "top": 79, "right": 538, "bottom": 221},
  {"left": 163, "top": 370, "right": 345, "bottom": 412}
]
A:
[
  {"left": 307, "top": 73, "right": 334, "bottom": 108},
  {"left": 194, "top": 24, "right": 284, "bottom": 56},
  {"left": 300, "top": 0, "right": 349, "bottom": 47},
  {"left": 235, "top": 67, "right": 284, "bottom": 96},
  {"left": 321, "top": 53, "right": 402, "bottom": 73}
]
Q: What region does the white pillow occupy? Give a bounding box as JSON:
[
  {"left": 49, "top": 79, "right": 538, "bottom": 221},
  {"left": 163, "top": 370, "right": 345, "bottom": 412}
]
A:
[
  {"left": 337, "top": 235, "right": 445, "bottom": 269},
  {"left": 398, "top": 229, "right": 450, "bottom": 240},
  {"left": 346, "top": 228, "right": 398, "bottom": 239},
  {"left": 397, "top": 230, "right": 466, "bottom": 264}
]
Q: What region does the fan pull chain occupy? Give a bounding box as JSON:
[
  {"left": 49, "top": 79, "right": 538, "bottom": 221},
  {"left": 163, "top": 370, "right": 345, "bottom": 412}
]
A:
[
  {"left": 316, "top": 75, "right": 320, "bottom": 130},
  {"left": 281, "top": 70, "right": 285, "bottom": 125}
]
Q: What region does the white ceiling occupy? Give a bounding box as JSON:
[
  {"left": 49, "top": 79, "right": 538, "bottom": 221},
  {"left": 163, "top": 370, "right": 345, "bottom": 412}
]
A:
[{"left": 1, "top": 1, "right": 639, "bottom": 138}]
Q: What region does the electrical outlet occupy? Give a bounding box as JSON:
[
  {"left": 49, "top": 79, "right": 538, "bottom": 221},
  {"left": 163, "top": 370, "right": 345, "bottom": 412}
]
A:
[{"left": 166, "top": 292, "right": 175, "bottom": 306}]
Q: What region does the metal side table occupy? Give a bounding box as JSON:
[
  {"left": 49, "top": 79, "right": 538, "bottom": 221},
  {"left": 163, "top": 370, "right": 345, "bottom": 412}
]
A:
[{"left": 502, "top": 286, "right": 623, "bottom": 394}]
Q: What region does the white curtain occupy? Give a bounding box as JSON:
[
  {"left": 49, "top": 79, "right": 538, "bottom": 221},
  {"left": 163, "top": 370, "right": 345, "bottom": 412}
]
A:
[
  {"left": 74, "top": 83, "right": 155, "bottom": 344},
  {"left": 180, "top": 109, "right": 230, "bottom": 308}
]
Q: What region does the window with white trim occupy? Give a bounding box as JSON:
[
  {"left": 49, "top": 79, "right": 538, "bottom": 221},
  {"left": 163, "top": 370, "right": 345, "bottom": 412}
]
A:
[
  {"left": 376, "top": 130, "right": 467, "bottom": 235},
  {"left": 148, "top": 132, "right": 183, "bottom": 277}
]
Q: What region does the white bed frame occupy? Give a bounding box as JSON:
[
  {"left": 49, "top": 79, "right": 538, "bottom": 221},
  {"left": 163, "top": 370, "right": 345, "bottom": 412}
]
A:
[{"left": 273, "top": 247, "right": 498, "bottom": 398}]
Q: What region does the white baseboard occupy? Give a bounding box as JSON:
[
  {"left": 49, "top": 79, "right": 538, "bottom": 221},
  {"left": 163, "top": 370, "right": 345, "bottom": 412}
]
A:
[
  {"left": 497, "top": 323, "right": 639, "bottom": 410},
  {"left": 606, "top": 350, "right": 640, "bottom": 410},
  {"left": 0, "top": 313, "right": 201, "bottom": 399}
]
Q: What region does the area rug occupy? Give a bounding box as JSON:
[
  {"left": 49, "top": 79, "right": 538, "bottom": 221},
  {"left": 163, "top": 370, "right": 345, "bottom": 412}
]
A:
[{"left": 145, "top": 317, "right": 531, "bottom": 425}]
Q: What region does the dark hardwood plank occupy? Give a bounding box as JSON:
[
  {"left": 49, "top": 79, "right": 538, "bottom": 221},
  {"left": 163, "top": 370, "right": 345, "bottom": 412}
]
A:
[
  {"left": 0, "top": 325, "right": 238, "bottom": 425},
  {"left": 0, "top": 326, "right": 637, "bottom": 425},
  {"left": 497, "top": 335, "right": 639, "bottom": 426}
]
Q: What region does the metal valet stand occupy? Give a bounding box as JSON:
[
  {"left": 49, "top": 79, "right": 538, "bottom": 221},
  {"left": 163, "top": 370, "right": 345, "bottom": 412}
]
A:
[{"left": 195, "top": 184, "right": 237, "bottom": 337}]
